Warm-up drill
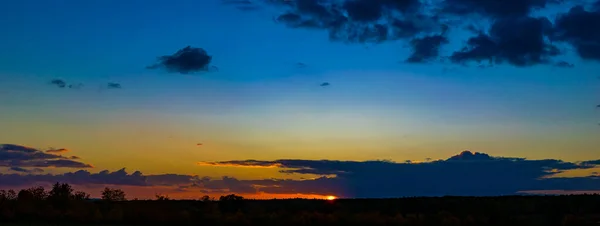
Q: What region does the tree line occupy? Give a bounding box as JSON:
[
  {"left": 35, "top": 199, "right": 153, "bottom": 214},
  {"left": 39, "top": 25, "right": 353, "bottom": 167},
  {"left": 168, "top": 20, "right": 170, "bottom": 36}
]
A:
[{"left": 1, "top": 183, "right": 600, "bottom": 225}]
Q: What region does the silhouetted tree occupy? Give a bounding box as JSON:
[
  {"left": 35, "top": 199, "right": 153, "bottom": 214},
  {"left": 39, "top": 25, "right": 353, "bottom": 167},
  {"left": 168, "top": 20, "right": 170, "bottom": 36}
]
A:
[
  {"left": 219, "top": 194, "right": 244, "bottom": 201},
  {"left": 0, "top": 189, "right": 17, "bottom": 201},
  {"left": 200, "top": 195, "right": 211, "bottom": 202},
  {"left": 72, "top": 191, "right": 90, "bottom": 200},
  {"left": 155, "top": 194, "right": 170, "bottom": 201},
  {"left": 48, "top": 182, "right": 74, "bottom": 210},
  {"left": 101, "top": 187, "right": 126, "bottom": 201},
  {"left": 219, "top": 194, "right": 244, "bottom": 213},
  {"left": 18, "top": 186, "right": 47, "bottom": 201}
]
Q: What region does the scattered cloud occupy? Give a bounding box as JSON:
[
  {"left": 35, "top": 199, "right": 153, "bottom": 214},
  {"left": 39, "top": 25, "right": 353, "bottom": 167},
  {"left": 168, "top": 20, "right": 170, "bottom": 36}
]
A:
[
  {"left": 48, "top": 79, "right": 83, "bottom": 89},
  {"left": 320, "top": 82, "right": 330, "bottom": 86},
  {"left": 0, "top": 144, "right": 93, "bottom": 169},
  {"left": 147, "top": 46, "right": 216, "bottom": 74},
  {"left": 222, "top": 0, "right": 600, "bottom": 68},
  {"left": 269, "top": 0, "right": 441, "bottom": 44}
]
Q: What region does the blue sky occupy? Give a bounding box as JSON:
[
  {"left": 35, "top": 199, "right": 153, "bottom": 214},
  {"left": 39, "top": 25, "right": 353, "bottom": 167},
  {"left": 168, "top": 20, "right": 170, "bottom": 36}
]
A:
[{"left": 0, "top": 0, "right": 599, "bottom": 198}]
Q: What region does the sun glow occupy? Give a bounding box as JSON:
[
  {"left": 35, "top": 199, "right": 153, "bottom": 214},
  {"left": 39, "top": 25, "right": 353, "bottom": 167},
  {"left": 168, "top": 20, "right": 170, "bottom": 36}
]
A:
[{"left": 326, "top": 195, "right": 336, "bottom": 200}]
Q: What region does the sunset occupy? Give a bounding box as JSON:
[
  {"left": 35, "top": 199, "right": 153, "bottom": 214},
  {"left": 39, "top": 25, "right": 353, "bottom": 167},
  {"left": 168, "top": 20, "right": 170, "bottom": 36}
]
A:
[{"left": 1, "top": 0, "right": 600, "bottom": 225}]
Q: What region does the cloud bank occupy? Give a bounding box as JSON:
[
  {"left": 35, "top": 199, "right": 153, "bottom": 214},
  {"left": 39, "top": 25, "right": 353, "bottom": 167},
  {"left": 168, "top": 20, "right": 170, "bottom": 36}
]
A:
[{"left": 2, "top": 147, "right": 599, "bottom": 198}]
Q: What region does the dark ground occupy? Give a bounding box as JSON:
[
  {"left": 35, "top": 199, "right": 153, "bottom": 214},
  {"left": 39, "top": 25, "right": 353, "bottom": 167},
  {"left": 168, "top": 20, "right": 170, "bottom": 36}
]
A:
[{"left": 2, "top": 194, "right": 600, "bottom": 225}]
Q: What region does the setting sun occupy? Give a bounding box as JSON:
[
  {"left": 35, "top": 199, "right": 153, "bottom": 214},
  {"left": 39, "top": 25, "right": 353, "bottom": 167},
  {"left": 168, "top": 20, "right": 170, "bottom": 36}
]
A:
[{"left": 326, "top": 196, "right": 336, "bottom": 200}]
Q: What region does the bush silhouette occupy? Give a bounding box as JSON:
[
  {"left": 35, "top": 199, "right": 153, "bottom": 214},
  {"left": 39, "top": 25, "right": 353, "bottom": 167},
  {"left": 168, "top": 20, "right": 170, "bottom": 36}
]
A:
[{"left": 101, "top": 187, "right": 126, "bottom": 201}]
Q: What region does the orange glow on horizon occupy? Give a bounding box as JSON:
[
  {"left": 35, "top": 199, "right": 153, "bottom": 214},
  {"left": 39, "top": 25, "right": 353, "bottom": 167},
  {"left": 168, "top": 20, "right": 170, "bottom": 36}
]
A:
[{"left": 326, "top": 195, "right": 336, "bottom": 200}]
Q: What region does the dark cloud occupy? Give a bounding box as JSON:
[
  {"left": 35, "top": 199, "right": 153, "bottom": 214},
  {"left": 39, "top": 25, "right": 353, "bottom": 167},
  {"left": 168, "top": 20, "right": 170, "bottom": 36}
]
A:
[
  {"left": 440, "top": 0, "right": 555, "bottom": 18},
  {"left": 48, "top": 79, "right": 83, "bottom": 89},
  {"left": 147, "top": 46, "right": 215, "bottom": 74},
  {"left": 200, "top": 151, "right": 600, "bottom": 197},
  {"left": 49, "top": 79, "right": 67, "bottom": 88},
  {"left": 554, "top": 60, "right": 575, "bottom": 68},
  {"left": 222, "top": 0, "right": 261, "bottom": 11},
  {"left": 450, "top": 16, "right": 559, "bottom": 67},
  {"left": 45, "top": 148, "right": 69, "bottom": 154},
  {"left": 9, "top": 167, "right": 44, "bottom": 173},
  {"left": 146, "top": 174, "right": 209, "bottom": 186},
  {"left": 582, "top": 159, "right": 600, "bottom": 165},
  {"left": 553, "top": 5, "right": 600, "bottom": 61},
  {"left": 296, "top": 62, "right": 307, "bottom": 68},
  {"left": 0, "top": 168, "right": 145, "bottom": 186},
  {"left": 3, "top": 150, "right": 600, "bottom": 197},
  {"left": 221, "top": 0, "right": 600, "bottom": 68},
  {"left": 320, "top": 82, "right": 330, "bottom": 86},
  {"left": 0, "top": 144, "right": 93, "bottom": 169},
  {"left": 106, "top": 82, "right": 122, "bottom": 89},
  {"left": 67, "top": 83, "right": 83, "bottom": 89},
  {"left": 269, "top": 0, "right": 441, "bottom": 44},
  {"left": 405, "top": 33, "right": 449, "bottom": 63}
]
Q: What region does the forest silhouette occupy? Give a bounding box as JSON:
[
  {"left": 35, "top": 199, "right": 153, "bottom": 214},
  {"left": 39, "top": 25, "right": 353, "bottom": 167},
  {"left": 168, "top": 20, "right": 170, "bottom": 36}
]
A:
[{"left": 1, "top": 183, "right": 599, "bottom": 225}]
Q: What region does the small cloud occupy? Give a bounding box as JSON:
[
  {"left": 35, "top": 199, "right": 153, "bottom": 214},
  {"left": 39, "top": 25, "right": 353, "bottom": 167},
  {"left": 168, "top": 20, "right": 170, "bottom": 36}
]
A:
[
  {"left": 554, "top": 61, "right": 575, "bottom": 68},
  {"left": 198, "top": 160, "right": 283, "bottom": 168},
  {"left": 46, "top": 148, "right": 69, "bottom": 154},
  {"left": 106, "top": 82, "right": 122, "bottom": 89},
  {"left": 69, "top": 156, "right": 81, "bottom": 160},
  {"left": 49, "top": 79, "right": 67, "bottom": 88},
  {"left": 296, "top": 62, "right": 307, "bottom": 68},
  {"left": 320, "top": 82, "right": 330, "bottom": 87},
  {"left": 147, "top": 46, "right": 215, "bottom": 74},
  {"left": 67, "top": 83, "right": 84, "bottom": 89}
]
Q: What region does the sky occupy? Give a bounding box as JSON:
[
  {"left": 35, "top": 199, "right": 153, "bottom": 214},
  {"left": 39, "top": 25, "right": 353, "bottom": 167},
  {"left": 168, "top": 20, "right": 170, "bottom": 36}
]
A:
[{"left": 0, "top": 0, "right": 599, "bottom": 199}]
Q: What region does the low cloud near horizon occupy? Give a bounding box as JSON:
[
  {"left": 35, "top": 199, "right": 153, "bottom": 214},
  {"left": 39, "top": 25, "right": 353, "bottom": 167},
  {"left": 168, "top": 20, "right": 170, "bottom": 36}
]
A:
[{"left": 2, "top": 144, "right": 599, "bottom": 198}]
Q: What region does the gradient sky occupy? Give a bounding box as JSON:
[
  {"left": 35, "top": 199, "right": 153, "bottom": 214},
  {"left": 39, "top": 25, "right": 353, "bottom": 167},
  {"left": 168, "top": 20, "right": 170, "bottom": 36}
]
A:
[{"left": 1, "top": 0, "right": 599, "bottom": 199}]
